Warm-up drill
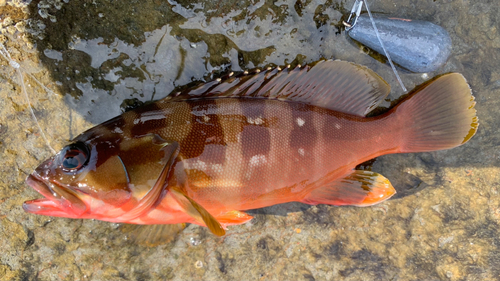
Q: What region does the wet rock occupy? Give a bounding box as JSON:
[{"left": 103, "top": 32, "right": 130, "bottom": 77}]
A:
[
  {"left": 0, "top": 264, "right": 23, "bottom": 281},
  {"left": 0, "top": 218, "right": 30, "bottom": 249},
  {"left": 0, "top": 123, "right": 6, "bottom": 137},
  {"left": 391, "top": 172, "right": 427, "bottom": 199}
]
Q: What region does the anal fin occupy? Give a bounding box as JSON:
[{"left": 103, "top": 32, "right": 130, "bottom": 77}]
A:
[
  {"left": 215, "top": 210, "right": 253, "bottom": 225},
  {"left": 301, "top": 170, "right": 396, "bottom": 207}
]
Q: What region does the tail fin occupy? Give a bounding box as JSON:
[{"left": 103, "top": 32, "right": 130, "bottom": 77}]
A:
[{"left": 394, "top": 73, "right": 478, "bottom": 153}]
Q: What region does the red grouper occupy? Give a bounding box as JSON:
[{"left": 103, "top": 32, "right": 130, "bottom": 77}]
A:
[{"left": 23, "top": 60, "right": 478, "bottom": 238}]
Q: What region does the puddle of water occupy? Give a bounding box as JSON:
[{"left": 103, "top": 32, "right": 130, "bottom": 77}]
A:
[
  {"left": 32, "top": 0, "right": 430, "bottom": 123},
  {"left": 64, "top": 25, "right": 211, "bottom": 122}
]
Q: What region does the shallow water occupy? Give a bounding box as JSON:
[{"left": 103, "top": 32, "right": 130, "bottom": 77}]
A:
[{"left": 0, "top": 0, "right": 499, "bottom": 280}]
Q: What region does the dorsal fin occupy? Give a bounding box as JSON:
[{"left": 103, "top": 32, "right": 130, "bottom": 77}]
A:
[{"left": 165, "top": 60, "right": 390, "bottom": 117}]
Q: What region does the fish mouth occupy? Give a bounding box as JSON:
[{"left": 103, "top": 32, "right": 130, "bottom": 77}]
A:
[{"left": 23, "top": 174, "right": 87, "bottom": 218}]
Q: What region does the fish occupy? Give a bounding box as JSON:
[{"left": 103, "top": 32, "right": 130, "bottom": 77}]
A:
[{"left": 23, "top": 60, "right": 478, "bottom": 239}]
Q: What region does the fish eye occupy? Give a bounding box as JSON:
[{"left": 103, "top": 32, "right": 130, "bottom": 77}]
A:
[{"left": 59, "top": 142, "right": 90, "bottom": 172}]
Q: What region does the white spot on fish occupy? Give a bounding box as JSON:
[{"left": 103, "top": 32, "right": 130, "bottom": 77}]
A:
[
  {"left": 249, "top": 154, "right": 267, "bottom": 167},
  {"left": 139, "top": 111, "right": 168, "bottom": 123},
  {"left": 335, "top": 123, "right": 341, "bottom": 129},
  {"left": 203, "top": 115, "right": 210, "bottom": 122},
  {"left": 248, "top": 116, "right": 264, "bottom": 125},
  {"left": 296, "top": 117, "right": 305, "bottom": 127},
  {"left": 298, "top": 148, "right": 305, "bottom": 156},
  {"left": 211, "top": 164, "right": 223, "bottom": 173},
  {"left": 190, "top": 160, "right": 207, "bottom": 171},
  {"left": 112, "top": 127, "right": 123, "bottom": 133}
]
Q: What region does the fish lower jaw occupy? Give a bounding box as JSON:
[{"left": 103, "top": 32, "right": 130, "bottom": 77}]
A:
[
  {"left": 22, "top": 198, "right": 74, "bottom": 217},
  {"left": 24, "top": 174, "right": 67, "bottom": 216},
  {"left": 25, "top": 173, "right": 88, "bottom": 217}
]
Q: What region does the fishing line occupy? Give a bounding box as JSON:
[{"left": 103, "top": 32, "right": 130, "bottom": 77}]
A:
[
  {"left": 0, "top": 44, "right": 57, "bottom": 95},
  {"left": 0, "top": 43, "right": 57, "bottom": 154},
  {"left": 362, "top": 0, "right": 407, "bottom": 92}
]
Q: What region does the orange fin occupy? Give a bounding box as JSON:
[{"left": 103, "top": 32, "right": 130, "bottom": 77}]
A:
[
  {"left": 395, "top": 73, "right": 478, "bottom": 152},
  {"left": 121, "top": 223, "right": 186, "bottom": 247},
  {"left": 170, "top": 188, "right": 226, "bottom": 236},
  {"left": 215, "top": 210, "right": 254, "bottom": 225},
  {"left": 301, "top": 170, "right": 396, "bottom": 207},
  {"left": 119, "top": 139, "right": 179, "bottom": 221},
  {"left": 165, "top": 60, "right": 390, "bottom": 117}
]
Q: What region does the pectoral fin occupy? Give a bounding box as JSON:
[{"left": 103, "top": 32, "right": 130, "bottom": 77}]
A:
[
  {"left": 170, "top": 188, "right": 226, "bottom": 236},
  {"left": 119, "top": 139, "right": 179, "bottom": 221},
  {"left": 301, "top": 170, "right": 396, "bottom": 207}
]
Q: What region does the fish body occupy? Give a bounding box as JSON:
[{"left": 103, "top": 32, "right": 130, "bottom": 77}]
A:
[
  {"left": 23, "top": 61, "right": 478, "bottom": 236},
  {"left": 72, "top": 98, "right": 391, "bottom": 222}
]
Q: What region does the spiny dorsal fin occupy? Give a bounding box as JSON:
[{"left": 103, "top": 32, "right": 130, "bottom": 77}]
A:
[{"left": 165, "top": 60, "right": 390, "bottom": 117}]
